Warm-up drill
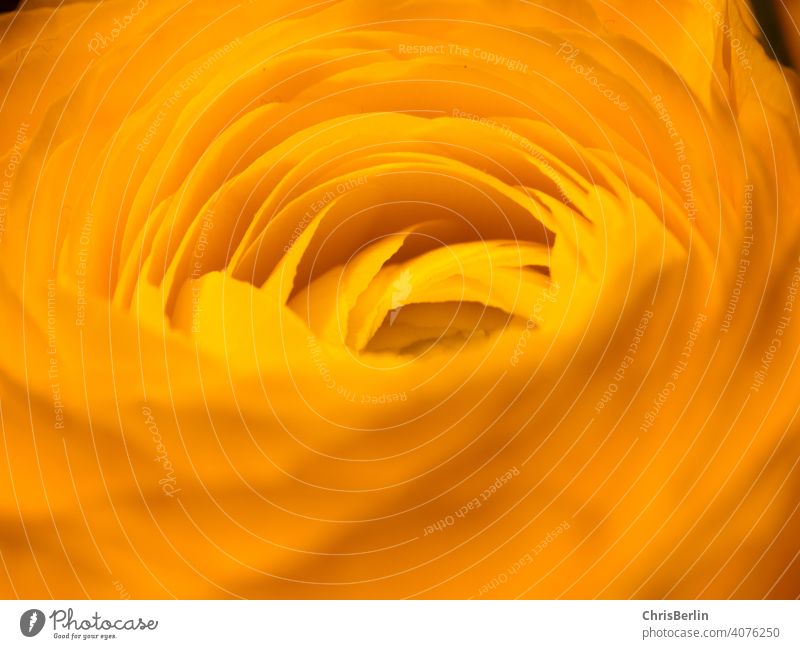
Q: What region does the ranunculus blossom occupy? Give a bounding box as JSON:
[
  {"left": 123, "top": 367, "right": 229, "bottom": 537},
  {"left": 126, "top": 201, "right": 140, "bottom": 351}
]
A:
[{"left": 1, "top": 0, "right": 798, "bottom": 598}]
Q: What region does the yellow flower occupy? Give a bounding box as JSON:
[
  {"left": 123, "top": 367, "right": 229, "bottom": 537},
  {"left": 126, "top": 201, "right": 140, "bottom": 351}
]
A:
[{"left": 1, "top": 0, "right": 798, "bottom": 598}]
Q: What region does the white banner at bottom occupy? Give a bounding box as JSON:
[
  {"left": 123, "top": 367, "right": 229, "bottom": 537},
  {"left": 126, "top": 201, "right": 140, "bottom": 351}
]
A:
[{"left": 0, "top": 600, "right": 796, "bottom": 648}]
